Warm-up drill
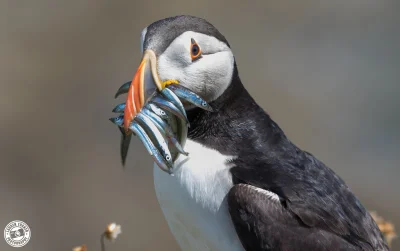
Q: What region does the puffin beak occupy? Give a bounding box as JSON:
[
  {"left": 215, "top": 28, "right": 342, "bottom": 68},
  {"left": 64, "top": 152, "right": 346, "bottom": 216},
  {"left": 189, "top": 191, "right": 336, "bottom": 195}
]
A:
[{"left": 123, "top": 50, "right": 164, "bottom": 132}]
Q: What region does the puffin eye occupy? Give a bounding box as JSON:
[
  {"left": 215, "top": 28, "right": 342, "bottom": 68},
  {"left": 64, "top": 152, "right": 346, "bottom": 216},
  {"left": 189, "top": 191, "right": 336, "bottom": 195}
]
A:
[{"left": 190, "top": 38, "right": 202, "bottom": 60}]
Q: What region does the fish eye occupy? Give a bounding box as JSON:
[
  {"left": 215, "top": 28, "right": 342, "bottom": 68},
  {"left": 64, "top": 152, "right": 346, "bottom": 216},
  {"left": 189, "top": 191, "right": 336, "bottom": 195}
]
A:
[
  {"left": 161, "top": 111, "right": 166, "bottom": 115},
  {"left": 166, "top": 155, "right": 171, "bottom": 161},
  {"left": 201, "top": 101, "right": 207, "bottom": 107},
  {"left": 190, "top": 38, "right": 202, "bottom": 60}
]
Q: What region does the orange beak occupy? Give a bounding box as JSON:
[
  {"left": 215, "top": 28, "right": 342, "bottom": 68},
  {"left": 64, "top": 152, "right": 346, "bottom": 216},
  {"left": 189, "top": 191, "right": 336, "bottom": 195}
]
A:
[{"left": 123, "top": 50, "right": 163, "bottom": 132}]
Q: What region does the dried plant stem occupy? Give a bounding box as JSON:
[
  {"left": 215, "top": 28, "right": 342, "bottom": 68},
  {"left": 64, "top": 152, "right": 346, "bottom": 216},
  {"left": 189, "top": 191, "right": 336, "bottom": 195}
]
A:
[{"left": 100, "top": 233, "right": 106, "bottom": 251}]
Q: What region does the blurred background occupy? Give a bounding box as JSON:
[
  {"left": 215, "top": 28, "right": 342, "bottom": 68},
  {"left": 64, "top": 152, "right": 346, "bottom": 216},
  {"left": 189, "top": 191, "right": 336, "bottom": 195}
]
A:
[{"left": 0, "top": 0, "right": 399, "bottom": 250}]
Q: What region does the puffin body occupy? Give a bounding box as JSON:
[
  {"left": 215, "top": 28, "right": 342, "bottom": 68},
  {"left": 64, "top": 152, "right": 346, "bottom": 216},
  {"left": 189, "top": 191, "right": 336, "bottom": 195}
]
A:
[{"left": 128, "top": 15, "right": 389, "bottom": 251}]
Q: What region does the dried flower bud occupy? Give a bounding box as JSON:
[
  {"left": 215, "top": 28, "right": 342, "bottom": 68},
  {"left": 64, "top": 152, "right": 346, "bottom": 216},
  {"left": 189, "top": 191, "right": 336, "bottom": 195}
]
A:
[
  {"left": 370, "top": 211, "right": 397, "bottom": 247},
  {"left": 104, "top": 223, "right": 122, "bottom": 241},
  {"left": 72, "top": 244, "right": 87, "bottom": 251}
]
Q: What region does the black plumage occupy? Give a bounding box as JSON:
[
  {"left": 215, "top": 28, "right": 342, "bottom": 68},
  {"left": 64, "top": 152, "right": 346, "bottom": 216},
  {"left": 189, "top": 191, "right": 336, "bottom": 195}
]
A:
[
  {"left": 186, "top": 64, "right": 389, "bottom": 251},
  {"left": 228, "top": 184, "right": 366, "bottom": 251}
]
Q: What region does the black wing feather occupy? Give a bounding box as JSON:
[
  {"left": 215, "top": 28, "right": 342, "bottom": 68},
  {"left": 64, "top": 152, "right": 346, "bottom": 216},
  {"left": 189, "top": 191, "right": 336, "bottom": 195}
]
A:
[
  {"left": 228, "top": 184, "right": 363, "bottom": 251},
  {"left": 229, "top": 150, "right": 389, "bottom": 251}
]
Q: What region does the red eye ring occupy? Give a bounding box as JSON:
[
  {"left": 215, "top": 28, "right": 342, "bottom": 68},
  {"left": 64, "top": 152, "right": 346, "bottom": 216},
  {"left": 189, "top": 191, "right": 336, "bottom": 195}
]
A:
[{"left": 190, "top": 38, "right": 202, "bottom": 60}]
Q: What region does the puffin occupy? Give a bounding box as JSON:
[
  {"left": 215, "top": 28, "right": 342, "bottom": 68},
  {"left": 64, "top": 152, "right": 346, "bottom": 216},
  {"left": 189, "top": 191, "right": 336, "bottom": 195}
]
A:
[{"left": 123, "top": 15, "right": 389, "bottom": 251}]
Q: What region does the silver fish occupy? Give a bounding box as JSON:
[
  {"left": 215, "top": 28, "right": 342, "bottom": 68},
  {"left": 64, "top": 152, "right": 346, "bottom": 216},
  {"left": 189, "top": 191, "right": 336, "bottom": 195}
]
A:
[
  {"left": 151, "top": 95, "right": 189, "bottom": 124},
  {"left": 134, "top": 113, "right": 173, "bottom": 168},
  {"left": 109, "top": 115, "right": 132, "bottom": 166},
  {"left": 114, "top": 81, "right": 131, "bottom": 99},
  {"left": 161, "top": 88, "right": 187, "bottom": 119},
  {"left": 142, "top": 107, "right": 188, "bottom": 155},
  {"left": 146, "top": 103, "right": 168, "bottom": 120},
  {"left": 112, "top": 103, "right": 126, "bottom": 113},
  {"left": 147, "top": 96, "right": 189, "bottom": 162},
  {"left": 174, "top": 113, "right": 188, "bottom": 159},
  {"left": 163, "top": 109, "right": 188, "bottom": 161},
  {"left": 129, "top": 122, "right": 172, "bottom": 174},
  {"left": 109, "top": 115, "right": 124, "bottom": 127},
  {"left": 166, "top": 84, "right": 213, "bottom": 111},
  {"left": 118, "top": 127, "right": 132, "bottom": 166},
  {"left": 157, "top": 107, "right": 187, "bottom": 162},
  {"left": 111, "top": 81, "right": 194, "bottom": 173}
]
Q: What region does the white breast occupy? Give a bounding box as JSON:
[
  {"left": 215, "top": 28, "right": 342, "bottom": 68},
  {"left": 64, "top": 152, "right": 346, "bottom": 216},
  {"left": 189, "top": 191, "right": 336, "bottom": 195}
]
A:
[{"left": 153, "top": 140, "right": 245, "bottom": 251}]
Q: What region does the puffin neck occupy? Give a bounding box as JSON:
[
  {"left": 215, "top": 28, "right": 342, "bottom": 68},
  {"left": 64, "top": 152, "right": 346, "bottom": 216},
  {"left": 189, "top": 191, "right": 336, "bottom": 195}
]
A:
[{"left": 186, "top": 65, "right": 287, "bottom": 156}]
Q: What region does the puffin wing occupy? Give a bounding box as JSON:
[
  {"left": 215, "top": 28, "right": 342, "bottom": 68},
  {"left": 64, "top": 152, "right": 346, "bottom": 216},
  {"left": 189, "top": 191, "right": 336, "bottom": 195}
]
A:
[{"left": 227, "top": 183, "right": 369, "bottom": 251}]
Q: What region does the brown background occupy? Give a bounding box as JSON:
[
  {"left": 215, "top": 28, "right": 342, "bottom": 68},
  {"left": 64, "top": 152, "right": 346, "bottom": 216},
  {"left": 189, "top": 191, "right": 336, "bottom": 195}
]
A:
[{"left": 0, "top": 1, "right": 399, "bottom": 250}]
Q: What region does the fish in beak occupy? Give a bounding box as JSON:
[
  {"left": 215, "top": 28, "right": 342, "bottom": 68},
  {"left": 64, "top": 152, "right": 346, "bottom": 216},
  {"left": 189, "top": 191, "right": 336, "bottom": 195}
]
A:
[{"left": 110, "top": 50, "right": 214, "bottom": 171}]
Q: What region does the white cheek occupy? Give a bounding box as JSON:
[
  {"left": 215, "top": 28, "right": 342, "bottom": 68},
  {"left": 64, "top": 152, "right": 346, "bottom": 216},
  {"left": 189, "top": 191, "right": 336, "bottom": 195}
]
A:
[
  {"left": 157, "top": 35, "right": 191, "bottom": 81},
  {"left": 157, "top": 46, "right": 191, "bottom": 80},
  {"left": 157, "top": 32, "right": 234, "bottom": 102},
  {"left": 182, "top": 51, "right": 234, "bottom": 101}
]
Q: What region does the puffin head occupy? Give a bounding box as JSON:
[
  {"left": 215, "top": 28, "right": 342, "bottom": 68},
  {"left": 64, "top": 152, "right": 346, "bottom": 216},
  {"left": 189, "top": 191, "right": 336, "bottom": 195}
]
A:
[{"left": 123, "top": 15, "right": 235, "bottom": 131}]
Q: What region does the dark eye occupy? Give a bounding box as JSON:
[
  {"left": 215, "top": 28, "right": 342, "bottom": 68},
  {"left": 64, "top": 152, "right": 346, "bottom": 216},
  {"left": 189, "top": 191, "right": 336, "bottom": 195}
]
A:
[
  {"left": 191, "top": 45, "right": 200, "bottom": 56},
  {"left": 190, "top": 38, "right": 202, "bottom": 60}
]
